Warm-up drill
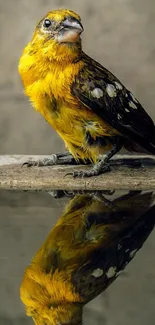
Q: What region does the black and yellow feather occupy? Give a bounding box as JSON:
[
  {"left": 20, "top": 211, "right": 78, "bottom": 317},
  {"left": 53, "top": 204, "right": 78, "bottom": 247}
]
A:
[
  {"left": 20, "top": 191, "right": 155, "bottom": 325},
  {"left": 19, "top": 8, "right": 155, "bottom": 175}
]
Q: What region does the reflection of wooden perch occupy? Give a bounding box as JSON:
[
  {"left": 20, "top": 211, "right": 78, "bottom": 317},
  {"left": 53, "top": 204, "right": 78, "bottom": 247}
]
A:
[{"left": 0, "top": 154, "right": 155, "bottom": 191}]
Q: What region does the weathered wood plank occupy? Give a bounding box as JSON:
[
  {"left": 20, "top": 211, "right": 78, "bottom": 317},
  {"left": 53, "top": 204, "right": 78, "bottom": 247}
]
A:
[{"left": 0, "top": 155, "right": 155, "bottom": 191}]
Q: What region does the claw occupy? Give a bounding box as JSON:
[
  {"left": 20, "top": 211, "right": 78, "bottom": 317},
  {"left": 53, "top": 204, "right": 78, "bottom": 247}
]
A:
[
  {"left": 65, "top": 171, "right": 83, "bottom": 178},
  {"left": 64, "top": 172, "right": 73, "bottom": 178},
  {"left": 65, "top": 171, "right": 85, "bottom": 178},
  {"left": 102, "top": 190, "right": 115, "bottom": 196},
  {"left": 22, "top": 153, "right": 75, "bottom": 168},
  {"left": 22, "top": 161, "right": 38, "bottom": 167},
  {"left": 65, "top": 164, "right": 111, "bottom": 178},
  {"left": 65, "top": 171, "right": 86, "bottom": 178}
]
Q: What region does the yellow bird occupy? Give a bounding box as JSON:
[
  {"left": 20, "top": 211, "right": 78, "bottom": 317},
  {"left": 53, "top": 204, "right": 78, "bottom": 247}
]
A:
[
  {"left": 20, "top": 191, "right": 155, "bottom": 325},
  {"left": 19, "top": 9, "right": 155, "bottom": 177}
]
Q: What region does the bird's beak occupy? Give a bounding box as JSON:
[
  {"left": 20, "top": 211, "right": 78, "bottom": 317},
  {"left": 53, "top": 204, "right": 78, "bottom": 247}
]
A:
[{"left": 57, "top": 18, "right": 84, "bottom": 43}]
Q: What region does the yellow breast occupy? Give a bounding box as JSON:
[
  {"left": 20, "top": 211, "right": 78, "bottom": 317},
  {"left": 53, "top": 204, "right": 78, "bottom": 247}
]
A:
[{"left": 19, "top": 46, "right": 119, "bottom": 162}]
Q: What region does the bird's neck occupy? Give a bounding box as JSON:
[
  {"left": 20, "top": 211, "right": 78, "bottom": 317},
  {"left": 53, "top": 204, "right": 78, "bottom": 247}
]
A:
[{"left": 18, "top": 42, "right": 83, "bottom": 89}]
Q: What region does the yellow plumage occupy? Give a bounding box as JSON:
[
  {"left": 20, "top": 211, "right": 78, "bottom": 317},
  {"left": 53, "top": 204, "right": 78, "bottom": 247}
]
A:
[
  {"left": 20, "top": 191, "right": 155, "bottom": 325},
  {"left": 18, "top": 9, "right": 119, "bottom": 163},
  {"left": 19, "top": 8, "right": 155, "bottom": 175}
]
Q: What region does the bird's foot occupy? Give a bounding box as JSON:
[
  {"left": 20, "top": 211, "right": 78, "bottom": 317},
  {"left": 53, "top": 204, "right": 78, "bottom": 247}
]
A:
[
  {"left": 48, "top": 190, "right": 115, "bottom": 207},
  {"left": 92, "top": 191, "right": 114, "bottom": 207},
  {"left": 48, "top": 189, "right": 115, "bottom": 198},
  {"left": 65, "top": 163, "right": 111, "bottom": 178},
  {"left": 22, "top": 152, "right": 75, "bottom": 167}
]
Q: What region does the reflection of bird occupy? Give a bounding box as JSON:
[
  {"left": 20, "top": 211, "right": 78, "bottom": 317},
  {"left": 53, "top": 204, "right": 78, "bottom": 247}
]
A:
[
  {"left": 19, "top": 9, "right": 155, "bottom": 177},
  {"left": 20, "top": 191, "right": 155, "bottom": 325}
]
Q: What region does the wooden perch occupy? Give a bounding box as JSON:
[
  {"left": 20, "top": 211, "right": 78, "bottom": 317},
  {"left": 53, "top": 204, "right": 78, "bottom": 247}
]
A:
[{"left": 0, "top": 155, "right": 155, "bottom": 191}]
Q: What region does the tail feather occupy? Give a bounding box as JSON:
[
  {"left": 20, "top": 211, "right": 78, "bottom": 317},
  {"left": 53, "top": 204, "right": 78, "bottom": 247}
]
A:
[{"left": 124, "top": 139, "right": 155, "bottom": 155}]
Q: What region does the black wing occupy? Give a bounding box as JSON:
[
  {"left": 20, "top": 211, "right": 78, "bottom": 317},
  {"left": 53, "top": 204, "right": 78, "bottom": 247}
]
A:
[
  {"left": 72, "top": 53, "right": 155, "bottom": 154},
  {"left": 71, "top": 204, "right": 155, "bottom": 303}
]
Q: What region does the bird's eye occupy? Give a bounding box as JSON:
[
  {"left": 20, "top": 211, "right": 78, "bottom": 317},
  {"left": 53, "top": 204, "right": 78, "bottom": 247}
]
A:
[{"left": 43, "top": 19, "right": 52, "bottom": 28}]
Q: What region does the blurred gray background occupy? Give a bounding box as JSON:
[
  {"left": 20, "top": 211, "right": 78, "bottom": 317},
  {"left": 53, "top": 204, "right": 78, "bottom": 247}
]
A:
[{"left": 0, "top": 0, "right": 155, "bottom": 324}]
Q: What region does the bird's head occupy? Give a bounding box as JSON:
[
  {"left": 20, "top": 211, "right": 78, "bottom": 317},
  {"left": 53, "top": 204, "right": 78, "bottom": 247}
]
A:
[
  {"left": 30, "top": 9, "right": 84, "bottom": 63},
  {"left": 30, "top": 304, "right": 83, "bottom": 325},
  {"left": 20, "top": 266, "right": 83, "bottom": 325}
]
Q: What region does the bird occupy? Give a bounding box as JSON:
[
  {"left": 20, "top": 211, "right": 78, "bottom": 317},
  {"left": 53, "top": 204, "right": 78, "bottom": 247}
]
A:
[
  {"left": 20, "top": 191, "right": 155, "bottom": 325},
  {"left": 19, "top": 9, "right": 155, "bottom": 177}
]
